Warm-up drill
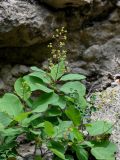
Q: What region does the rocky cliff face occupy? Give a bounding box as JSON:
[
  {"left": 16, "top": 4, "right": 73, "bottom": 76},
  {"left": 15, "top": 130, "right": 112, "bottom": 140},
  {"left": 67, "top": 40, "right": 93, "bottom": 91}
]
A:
[{"left": 0, "top": 0, "right": 120, "bottom": 76}]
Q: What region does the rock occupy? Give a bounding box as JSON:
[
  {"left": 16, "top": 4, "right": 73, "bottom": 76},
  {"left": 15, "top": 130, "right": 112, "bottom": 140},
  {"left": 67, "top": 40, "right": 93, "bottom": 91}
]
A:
[
  {"left": 0, "top": 0, "right": 117, "bottom": 63},
  {"left": 91, "top": 85, "right": 120, "bottom": 160},
  {"left": 0, "top": 0, "right": 56, "bottom": 47},
  {"left": 82, "top": 38, "right": 120, "bottom": 75},
  {"left": 82, "top": 45, "right": 102, "bottom": 62},
  {"left": 19, "top": 65, "right": 29, "bottom": 74},
  {"left": 109, "top": 9, "right": 120, "bottom": 23},
  {"left": 40, "top": 0, "right": 92, "bottom": 8},
  {"left": 11, "top": 65, "right": 29, "bottom": 77}
]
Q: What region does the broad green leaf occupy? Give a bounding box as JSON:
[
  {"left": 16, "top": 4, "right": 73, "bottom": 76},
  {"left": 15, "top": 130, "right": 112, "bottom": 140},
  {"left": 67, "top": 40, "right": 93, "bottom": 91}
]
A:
[
  {"left": 45, "top": 107, "right": 61, "bottom": 117},
  {"left": 86, "top": 121, "right": 112, "bottom": 136},
  {"left": 34, "top": 122, "right": 44, "bottom": 129},
  {"left": 72, "top": 128, "right": 84, "bottom": 142},
  {"left": 0, "top": 123, "right": 4, "bottom": 130},
  {"left": 74, "top": 145, "right": 88, "bottom": 160},
  {"left": 32, "top": 93, "right": 59, "bottom": 113},
  {"left": 60, "top": 74, "right": 86, "bottom": 81},
  {"left": 60, "top": 81, "right": 86, "bottom": 96},
  {"left": 91, "top": 141, "right": 117, "bottom": 160},
  {"left": 0, "top": 93, "right": 23, "bottom": 117},
  {"left": 49, "top": 141, "right": 65, "bottom": 160},
  {"left": 51, "top": 149, "right": 65, "bottom": 160},
  {"left": 65, "top": 106, "right": 81, "bottom": 126},
  {"left": 1, "top": 128, "right": 23, "bottom": 137},
  {"left": 21, "top": 113, "right": 41, "bottom": 127},
  {"left": 81, "top": 141, "right": 94, "bottom": 148},
  {"left": 44, "top": 121, "right": 54, "bottom": 137},
  {"left": 50, "top": 61, "right": 65, "bottom": 81},
  {"left": 55, "top": 96, "right": 66, "bottom": 109},
  {"left": 14, "top": 78, "right": 31, "bottom": 101},
  {"left": 29, "top": 70, "right": 51, "bottom": 84},
  {"left": 31, "top": 66, "right": 45, "bottom": 72},
  {"left": 78, "top": 95, "right": 87, "bottom": 110},
  {"left": 14, "top": 112, "right": 31, "bottom": 122},
  {"left": 54, "top": 121, "right": 72, "bottom": 139},
  {"left": 0, "top": 112, "right": 12, "bottom": 127},
  {"left": 24, "top": 76, "right": 53, "bottom": 93}
]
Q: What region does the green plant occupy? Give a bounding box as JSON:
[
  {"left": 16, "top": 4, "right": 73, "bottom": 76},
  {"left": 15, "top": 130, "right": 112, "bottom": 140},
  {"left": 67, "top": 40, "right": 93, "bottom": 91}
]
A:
[{"left": 0, "top": 28, "right": 117, "bottom": 160}]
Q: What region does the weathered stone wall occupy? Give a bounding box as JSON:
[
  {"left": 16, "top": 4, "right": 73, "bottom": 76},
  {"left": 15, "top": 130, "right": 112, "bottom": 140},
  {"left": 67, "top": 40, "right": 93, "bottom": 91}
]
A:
[{"left": 0, "top": 0, "right": 120, "bottom": 76}]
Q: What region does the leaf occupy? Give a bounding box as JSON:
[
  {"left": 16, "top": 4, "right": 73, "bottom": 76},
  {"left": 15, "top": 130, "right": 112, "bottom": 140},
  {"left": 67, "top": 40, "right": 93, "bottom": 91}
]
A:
[
  {"left": 60, "top": 81, "right": 86, "bottom": 96},
  {"left": 86, "top": 121, "right": 113, "bottom": 136},
  {"left": 78, "top": 95, "right": 87, "bottom": 110},
  {"left": 29, "top": 67, "right": 51, "bottom": 84},
  {"left": 31, "top": 66, "right": 45, "bottom": 72},
  {"left": 0, "top": 93, "right": 23, "bottom": 117},
  {"left": 0, "top": 112, "right": 12, "bottom": 127},
  {"left": 74, "top": 145, "right": 88, "bottom": 160},
  {"left": 14, "top": 112, "right": 31, "bottom": 122},
  {"left": 91, "top": 141, "right": 117, "bottom": 160},
  {"left": 14, "top": 78, "right": 31, "bottom": 101},
  {"left": 81, "top": 141, "right": 94, "bottom": 148},
  {"left": 49, "top": 141, "right": 65, "bottom": 160},
  {"left": 51, "top": 149, "right": 65, "bottom": 160},
  {"left": 24, "top": 76, "right": 53, "bottom": 93},
  {"left": 55, "top": 96, "right": 66, "bottom": 109},
  {"left": 65, "top": 155, "right": 74, "bottom": 160},
  {"left": 21, "top": 113, "right": 41, "bottom": 127},
  {"left": 45, "top": 107, "right": 61, "bottom": 117},
  {"left": 54, "top": 121, "right": 72, "bottom": 139},
  {"left": 32, "top": 93, "right": 59, "bottom": 113},
  {"left": 1, "top": 128, "right": 23, "bottom": 137},
  {"left": 60, "top": 74, "right": 86, "bottom": 81},
  {"left": 72, "top": 128, "right": 84, "bottom": 142},
  {"left": 50, "top": 61, "right": 65, "bottom": 81},
  {"left": 65, "top": 106, "right": 81, "bottom": 126},
  {"left": 0, "top": 123, "right": 4, "bottom": 130},
  {"left": 44, "top": 121, "right": 54, "bottom": 137}
]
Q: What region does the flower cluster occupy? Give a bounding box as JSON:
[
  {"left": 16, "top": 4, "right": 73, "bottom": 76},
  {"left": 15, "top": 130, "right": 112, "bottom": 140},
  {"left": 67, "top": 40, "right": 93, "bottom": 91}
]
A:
[{"left": 48, "top": 27, "right": 68, "bottom": 68}]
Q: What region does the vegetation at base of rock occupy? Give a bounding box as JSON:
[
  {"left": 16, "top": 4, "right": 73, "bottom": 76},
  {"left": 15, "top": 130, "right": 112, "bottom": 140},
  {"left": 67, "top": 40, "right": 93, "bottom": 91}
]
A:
[{"left": 0, "top": 28, "right": 117, "bottom": 160}]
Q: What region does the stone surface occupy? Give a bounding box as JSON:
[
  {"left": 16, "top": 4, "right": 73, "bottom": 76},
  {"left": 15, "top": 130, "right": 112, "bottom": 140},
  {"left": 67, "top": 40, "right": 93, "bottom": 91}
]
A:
[
  {"left": 0, "top": 0, "right": 119, "bottom": 63},
  {"left": 91, "top": 85, "right": 120, "bottom": 160},
  {"left": 82, "top": 38, "right": 120, "bottom": 76}
]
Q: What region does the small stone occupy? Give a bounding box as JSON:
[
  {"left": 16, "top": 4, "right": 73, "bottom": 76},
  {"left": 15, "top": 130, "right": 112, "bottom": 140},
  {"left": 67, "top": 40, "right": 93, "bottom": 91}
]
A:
[
  {"left": 11, "top": 65, "right": 20, "bottom": 77},
  {"left": 19, "top": 65, "right": 29, "bottom": 74}
]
